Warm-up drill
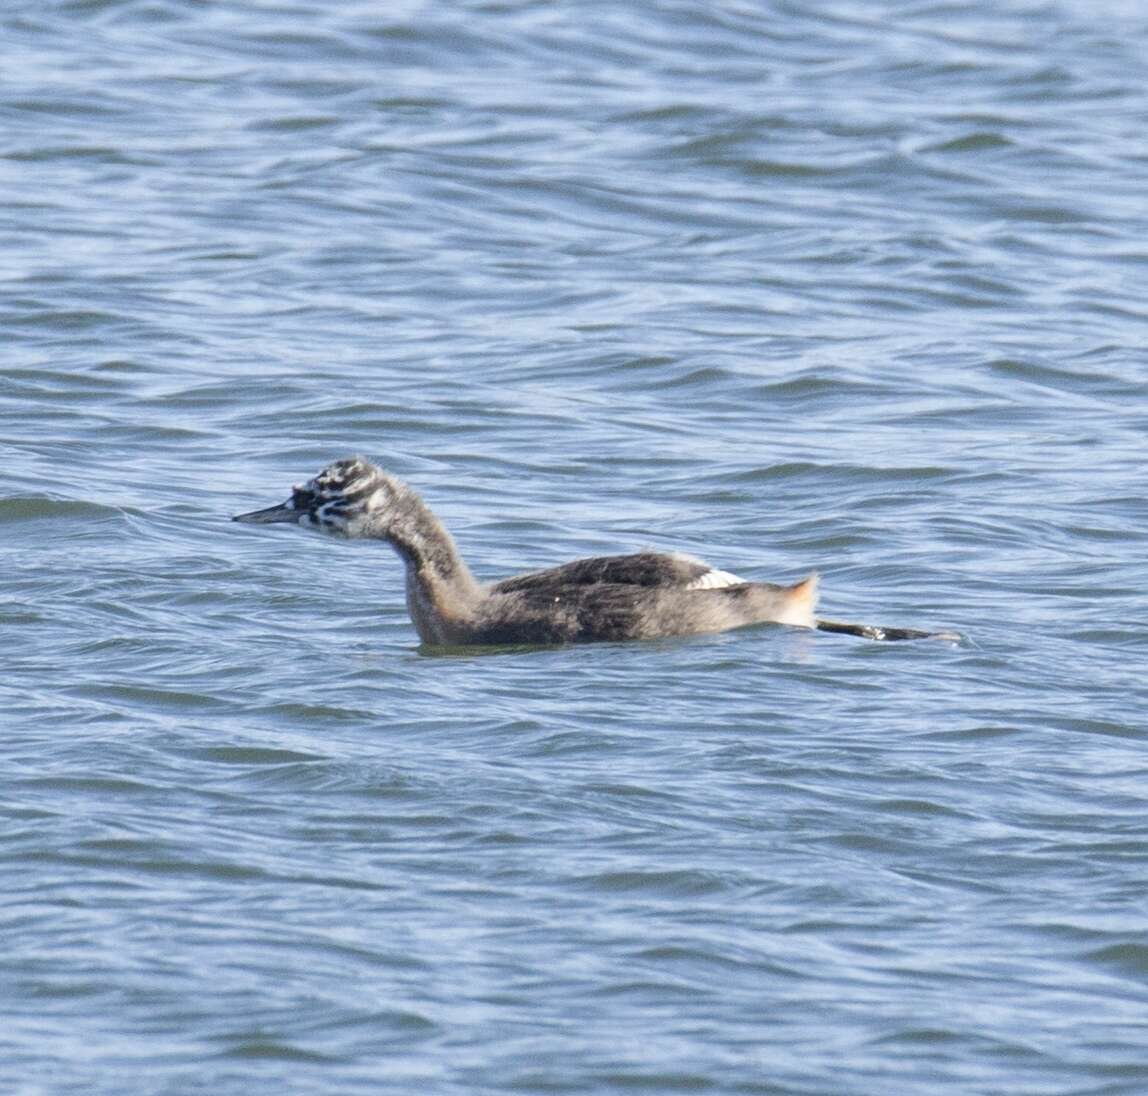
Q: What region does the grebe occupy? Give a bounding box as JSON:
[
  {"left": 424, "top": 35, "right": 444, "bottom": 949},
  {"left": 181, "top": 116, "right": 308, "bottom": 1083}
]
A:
[{"left": 233, "top": 457, "right": 946, "bottom": 646}]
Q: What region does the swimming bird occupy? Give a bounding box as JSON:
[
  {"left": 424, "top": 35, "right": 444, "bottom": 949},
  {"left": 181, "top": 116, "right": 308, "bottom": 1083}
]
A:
[{"left": 233, "top": 457, "right": 944, "bottom": 646}]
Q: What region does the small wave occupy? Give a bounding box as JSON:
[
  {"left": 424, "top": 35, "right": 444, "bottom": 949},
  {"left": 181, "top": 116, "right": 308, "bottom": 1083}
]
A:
[{"left": 0, "top": 497, "right": 118, "bottom": 523}]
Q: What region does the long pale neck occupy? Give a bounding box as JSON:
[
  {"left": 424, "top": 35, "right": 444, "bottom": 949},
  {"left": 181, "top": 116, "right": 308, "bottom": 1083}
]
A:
[{"left": 371, "top": 484, "right": 481, "bottom": 641}]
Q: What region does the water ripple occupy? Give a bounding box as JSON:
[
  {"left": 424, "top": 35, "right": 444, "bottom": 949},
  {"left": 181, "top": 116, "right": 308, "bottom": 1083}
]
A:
[{"left": 4, "top": 0, "right": 1148, "bottom": 1093}]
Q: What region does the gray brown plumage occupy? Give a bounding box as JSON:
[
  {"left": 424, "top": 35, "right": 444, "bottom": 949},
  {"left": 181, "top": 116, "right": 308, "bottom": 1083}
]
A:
[{"left": 232, "top": 457, "right": 821, "bottom": 646}]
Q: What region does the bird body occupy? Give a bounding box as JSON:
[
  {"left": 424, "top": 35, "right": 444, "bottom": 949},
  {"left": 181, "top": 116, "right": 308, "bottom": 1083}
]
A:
[
  {"left": 467, "top": 552, "right": 817, "bottom": 646},
  {"left": 233, "top": 457, "right": 820, "bottom": 646}
]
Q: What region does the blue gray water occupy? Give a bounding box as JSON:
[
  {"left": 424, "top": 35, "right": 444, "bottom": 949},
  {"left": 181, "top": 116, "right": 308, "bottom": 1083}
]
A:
[{"left": 4, "top": 1, "right": 1148, "bottom": 1092}]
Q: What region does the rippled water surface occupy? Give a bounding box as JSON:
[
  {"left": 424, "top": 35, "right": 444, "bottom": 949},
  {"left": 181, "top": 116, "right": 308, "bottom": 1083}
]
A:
[{"left": 5, "top": 1, "right": 1148, "bottom": 1093}]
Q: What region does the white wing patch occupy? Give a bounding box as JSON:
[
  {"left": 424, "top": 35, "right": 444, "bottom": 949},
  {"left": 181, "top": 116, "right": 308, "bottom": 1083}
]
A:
[{"left": 685, "top": 568, "right": 747, "bottom": 591}]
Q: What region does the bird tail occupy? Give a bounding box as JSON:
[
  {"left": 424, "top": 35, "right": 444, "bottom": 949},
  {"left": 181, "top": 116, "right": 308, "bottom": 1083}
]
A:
[
  {"left": 776, "top": 573, "right": 820, "bottom": 628},
  {"left": 815, "top": 618, "right": 960, "bottom": 642}
]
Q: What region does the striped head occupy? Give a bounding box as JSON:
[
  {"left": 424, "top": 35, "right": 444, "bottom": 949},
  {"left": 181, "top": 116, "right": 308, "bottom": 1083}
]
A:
[{"left": 233, "top": 457, "right": 394, "bottom": 538}]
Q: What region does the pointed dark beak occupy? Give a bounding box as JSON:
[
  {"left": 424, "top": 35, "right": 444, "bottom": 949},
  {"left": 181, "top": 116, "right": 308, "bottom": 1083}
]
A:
[{"left": 232, "top": 499, "right": 299, "bottom": 524}]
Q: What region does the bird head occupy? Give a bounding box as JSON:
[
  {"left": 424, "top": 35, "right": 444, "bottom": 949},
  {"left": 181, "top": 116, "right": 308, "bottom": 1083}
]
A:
[{"left": 233, "top": 457, "right": 395, "bottom": 538}]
